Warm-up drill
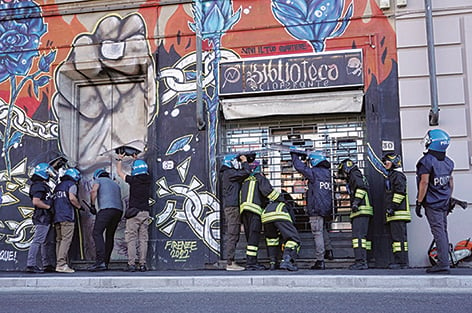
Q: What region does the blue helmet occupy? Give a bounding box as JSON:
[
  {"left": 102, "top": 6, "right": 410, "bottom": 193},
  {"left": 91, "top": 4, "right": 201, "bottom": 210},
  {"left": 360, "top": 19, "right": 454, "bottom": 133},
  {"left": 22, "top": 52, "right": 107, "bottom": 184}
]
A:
[
  {"left": 33, "top": 163, "right": 54, "bottom": 180},
  {"left": 93, "top": 168, "right": 108, "bottom": 179},
  {"left": 131, "top": 159, "right": 148, "bottom": 175},
  {"left": 64, "top": 168, "right": 81, "bottom": 182},
  {"left": 308, "top": 152, "right": 327, "bottom": 167},
  {"left": 424, "top": 129, "right": 450, "bottom": 152},
  {"left": 222, "top": 153, "right": 239, "bottom": 168}
]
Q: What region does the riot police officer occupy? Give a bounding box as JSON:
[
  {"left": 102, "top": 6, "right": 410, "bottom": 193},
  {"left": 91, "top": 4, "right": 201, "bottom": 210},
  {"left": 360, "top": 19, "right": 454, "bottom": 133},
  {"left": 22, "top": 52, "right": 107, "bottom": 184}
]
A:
[
  {"left": 382, "top": 153, "right": 411, "bottom": 269},
  {"left": 416, "top": 129, "right": 454, "bottom": 274}
]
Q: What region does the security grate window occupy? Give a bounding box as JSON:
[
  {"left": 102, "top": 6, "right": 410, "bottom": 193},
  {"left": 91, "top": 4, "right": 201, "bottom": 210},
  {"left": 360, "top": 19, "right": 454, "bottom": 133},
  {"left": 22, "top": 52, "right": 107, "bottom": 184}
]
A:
[{"left": 221, "top": 116, "right": 366, "bottom": 233}]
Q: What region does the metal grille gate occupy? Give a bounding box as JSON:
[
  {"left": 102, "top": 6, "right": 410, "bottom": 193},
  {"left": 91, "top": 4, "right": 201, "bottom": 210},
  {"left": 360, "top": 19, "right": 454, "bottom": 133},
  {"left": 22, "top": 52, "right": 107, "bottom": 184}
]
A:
[{"left": 220, "top": 115, "right": 366, "bottom": 260}]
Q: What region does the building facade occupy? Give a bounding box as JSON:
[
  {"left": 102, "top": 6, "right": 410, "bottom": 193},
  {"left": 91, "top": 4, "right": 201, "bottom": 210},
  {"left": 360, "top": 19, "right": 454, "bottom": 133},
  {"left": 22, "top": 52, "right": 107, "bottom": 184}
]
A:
[{"left": 0, "top": 0, "right": 453, "bottom": 271}]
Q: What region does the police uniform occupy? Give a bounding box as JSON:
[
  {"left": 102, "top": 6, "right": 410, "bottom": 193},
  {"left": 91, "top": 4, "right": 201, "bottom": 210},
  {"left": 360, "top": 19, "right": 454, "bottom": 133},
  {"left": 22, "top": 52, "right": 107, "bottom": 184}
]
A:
[
  {"left": 262, "top": 201, "right": 301, "bottom": 271},
  {"left": 240, "top": 172, "right": 282, "bottom": 269},
  {"left": 416, "top": 152, "right": 454, "bottom": 271},
  {"left": 384, "top": 168, "right": 411, "bottom": 268}
]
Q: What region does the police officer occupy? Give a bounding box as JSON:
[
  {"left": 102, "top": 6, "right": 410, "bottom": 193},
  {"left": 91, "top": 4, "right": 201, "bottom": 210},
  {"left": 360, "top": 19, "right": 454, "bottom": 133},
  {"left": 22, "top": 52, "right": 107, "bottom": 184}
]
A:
[
  {"left": 219, "top": 153, "right": 251, "bottom": 271},
  {"left": 262, "top": 197, "right": 301, "bottom": 271},
  {"left": 26, "top": 163, "right": 55, "bottom": 273},
  {"left": 382, "top": 153, "right": 411, "bottom": 269},
  {"left": 54, "top": 168, "right": 81, "bottom": 273},
  {"left": 338, "top": 159, "right": 373, "bottom": 270},
  {"left": 240, "top": 160, "right": 283, "bottom": 270},
  {"left": 291, "top": 150, "right": 332, "bottom": 270},
  {"left": 416, "top": 129, "right": 454, "bottom": 274}
]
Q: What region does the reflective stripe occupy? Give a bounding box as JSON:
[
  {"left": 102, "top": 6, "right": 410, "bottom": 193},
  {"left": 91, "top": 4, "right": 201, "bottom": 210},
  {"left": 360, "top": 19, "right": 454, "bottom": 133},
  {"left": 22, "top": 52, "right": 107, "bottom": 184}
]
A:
[
  {"left": 392, "top": 193, "right": 405, "bottom": 204},
  {"left": 352, "top": 238, "right": 371, "bottom": 250},
  {"left": 355, "top": 188, "right": 367, "bottom": 199},
  {"left": 240, "top": 202, "right": 263, "bottom": 215},
  {"left": 246, "top": 245, "right": 258, "bottom": 256},
  {"left": 386, "top": 209, "right": 411, "bottom": 222},
  {"left": 392, "top": 241, "right": 408, "bottom": 252},
  {"left": 266, "top": 238, "right": 279, "bottom": 246},
  {"left": 268, "top": 189, "right": 280, "bottom": 201},
  {"left": 285, "top": 240, "right": 298, "bottom": 249},
  {"left": 261, "top": 211, "right": 292, "bottom": 223}
]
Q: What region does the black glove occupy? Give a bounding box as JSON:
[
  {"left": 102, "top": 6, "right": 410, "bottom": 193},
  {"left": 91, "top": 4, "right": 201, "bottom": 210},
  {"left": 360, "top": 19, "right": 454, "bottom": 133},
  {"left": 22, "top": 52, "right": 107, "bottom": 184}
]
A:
[
  {"left": 386, "top": 207, "right": 395, "bottom": 217},
  {"left": 90, "top": 204, "right": 97, "bottom": 215},
  {"left": 415, "top": 200, "right": 423, "bottom": 218},
  {"left": 351, "top": 199, "right": 361, "bottom": 212}
]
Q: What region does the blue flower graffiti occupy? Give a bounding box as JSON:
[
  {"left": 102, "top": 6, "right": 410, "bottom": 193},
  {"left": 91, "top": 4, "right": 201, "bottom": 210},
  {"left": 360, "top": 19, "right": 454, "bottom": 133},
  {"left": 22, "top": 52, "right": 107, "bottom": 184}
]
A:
[
  {"left": 0, "top": 0, "right": 56, "bottom": 178},
  {"left": 189, "top": 0, "right": 241, "bottom": 192},
  {"left": 272, "top": 0, "right": 353, "bottom": 52}
]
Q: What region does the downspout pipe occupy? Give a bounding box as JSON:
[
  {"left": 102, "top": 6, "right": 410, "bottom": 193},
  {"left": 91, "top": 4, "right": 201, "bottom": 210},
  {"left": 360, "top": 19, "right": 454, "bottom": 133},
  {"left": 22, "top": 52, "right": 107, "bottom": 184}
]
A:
[
  {"left": 425, "top": 0, "right": 439, "bottom": 126},
  {"left": 196, "top": 23, "right": 206, "bottom": 130}
]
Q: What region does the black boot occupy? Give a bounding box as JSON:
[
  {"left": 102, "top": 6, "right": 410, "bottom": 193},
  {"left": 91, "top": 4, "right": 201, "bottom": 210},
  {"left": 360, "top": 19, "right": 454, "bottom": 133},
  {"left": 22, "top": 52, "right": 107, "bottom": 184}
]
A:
[
  {"left": 280, "top": 255, "right": 298, "bottom": 272},
  {"left": 324, "top": 249, "right": 334, "bottom": 260},
  {"left": 269, "top": 261, "right": 279, "bottom": 271},
  {"left": 310, "top": 260, "right": 325, "bottom": 270}
]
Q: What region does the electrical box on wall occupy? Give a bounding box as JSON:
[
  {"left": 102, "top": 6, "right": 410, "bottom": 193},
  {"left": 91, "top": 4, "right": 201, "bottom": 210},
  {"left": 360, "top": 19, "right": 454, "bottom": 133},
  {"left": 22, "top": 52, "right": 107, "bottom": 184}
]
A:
[
  {"left": 380, "top": 0, "right": 390, "bottom": 9},
  {"left": 397, "top": 0, "right": 407, "bottom": 6}
]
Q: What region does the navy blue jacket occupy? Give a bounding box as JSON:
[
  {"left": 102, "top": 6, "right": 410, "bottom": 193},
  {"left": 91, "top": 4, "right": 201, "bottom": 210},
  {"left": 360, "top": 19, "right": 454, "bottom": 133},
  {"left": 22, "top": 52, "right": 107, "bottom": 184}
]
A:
[
  {"left": 53, "top": 179, "right": 76, "bottom": 223},
  {"left": 292, "top": 154, "right": 332, "bottom": 217}
]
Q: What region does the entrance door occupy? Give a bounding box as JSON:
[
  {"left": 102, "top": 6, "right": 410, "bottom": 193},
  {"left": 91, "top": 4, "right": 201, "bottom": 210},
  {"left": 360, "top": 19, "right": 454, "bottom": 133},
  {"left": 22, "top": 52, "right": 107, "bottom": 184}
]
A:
[{"left": 222, "top": 116, "right": 366, "bottom": 259}]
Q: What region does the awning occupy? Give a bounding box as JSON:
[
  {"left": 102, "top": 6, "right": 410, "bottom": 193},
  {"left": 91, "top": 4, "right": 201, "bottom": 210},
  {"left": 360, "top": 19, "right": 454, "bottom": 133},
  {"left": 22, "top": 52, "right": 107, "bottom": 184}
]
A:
[{"left": 221, "top": 90, "right": 364, "bottom": 120}]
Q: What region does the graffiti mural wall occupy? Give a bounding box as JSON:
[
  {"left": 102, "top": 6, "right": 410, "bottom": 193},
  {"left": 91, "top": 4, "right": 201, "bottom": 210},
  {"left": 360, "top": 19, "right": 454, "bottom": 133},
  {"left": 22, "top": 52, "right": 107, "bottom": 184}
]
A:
[{"left": 0, "top": 0, "right": 400, "bottom": 270}]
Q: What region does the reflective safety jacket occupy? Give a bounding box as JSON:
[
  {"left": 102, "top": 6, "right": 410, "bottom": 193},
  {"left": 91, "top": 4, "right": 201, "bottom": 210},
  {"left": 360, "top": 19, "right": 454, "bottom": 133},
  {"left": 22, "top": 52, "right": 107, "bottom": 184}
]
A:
[
  {"left": 240, "top": 173, "right": 282, "bottom": 216},
  {"left": 261, "top": 201, "right": 294, "bottom": 224},
  {"left": 347, "top": 168, "right": 373, "bottom": 219},
  {"left": 385, "top": 169, "right": 411, "bottom": 223}
]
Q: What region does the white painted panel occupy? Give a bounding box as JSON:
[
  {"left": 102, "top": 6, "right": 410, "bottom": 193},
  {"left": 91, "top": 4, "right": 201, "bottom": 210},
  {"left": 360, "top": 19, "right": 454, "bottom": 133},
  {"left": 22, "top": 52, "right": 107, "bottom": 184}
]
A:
[
  {"left": 437, "top": 76, "right": 465, "bottom": 105},
  {"left": 401, "top": 107, "right": 467, "bottom": 138},
  {"left": 435, "top": 46, "right": 463, "bottom": 75},
  {"left": 399, "top": 77, "right": 429, "bottom": 107},
  {"left": 434, "top": 16, "right": 461, "bottom": 45},
  {"left": 396, "top": 19, "right": 426, "bottom": 47},
  {"left": 398, "top": 48, "right": 428, "bottom": 77}
]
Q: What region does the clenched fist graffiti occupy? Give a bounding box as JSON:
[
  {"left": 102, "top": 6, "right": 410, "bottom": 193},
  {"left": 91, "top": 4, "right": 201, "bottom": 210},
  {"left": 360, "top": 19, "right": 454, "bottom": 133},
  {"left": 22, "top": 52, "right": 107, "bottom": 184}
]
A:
[{"left": 52, "top": 13, "right": 157, "bottom": 173}]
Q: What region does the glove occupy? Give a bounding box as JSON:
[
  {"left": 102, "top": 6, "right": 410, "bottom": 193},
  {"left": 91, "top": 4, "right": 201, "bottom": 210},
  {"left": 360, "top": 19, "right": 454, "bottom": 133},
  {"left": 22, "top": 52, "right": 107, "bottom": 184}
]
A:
[
  {"left": 386, "top": 207, "right": 395, "bottom": 217},
  {"left": 351, "top": 203, "right": 359, "bottom": 212},
  {"left": 415, "top": 200, "right": 423, "bottom": 218},
  {"left": 90, "top": 205, "right": 97, "bottom": 215},
  {"left": 351, "top": 199, "right": 361, "bottom": 212}
]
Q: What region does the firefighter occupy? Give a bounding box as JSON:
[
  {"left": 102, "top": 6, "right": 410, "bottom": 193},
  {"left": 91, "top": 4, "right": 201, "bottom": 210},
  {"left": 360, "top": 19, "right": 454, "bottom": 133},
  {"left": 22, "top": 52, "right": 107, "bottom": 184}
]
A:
[
  {"left": 337, "top": 159, "right": 373, "bottom": 270},
  {"left": 416, "top": 129, "right": 454, "bottom": 274},
  {"left": 262, "top": 197, "right": 301, "bottom": 271},
  {"left": 219, "top": 153, "right": 251, "bottom": 271},
  {"left": 291, "top": 150, "right": 332, "bottom": 270},
  {"left": 240, "top": 160, "right": 283, "bottom": 270},
  {"left": 382, "top": 153, "right": 411, "bottom": 269}
]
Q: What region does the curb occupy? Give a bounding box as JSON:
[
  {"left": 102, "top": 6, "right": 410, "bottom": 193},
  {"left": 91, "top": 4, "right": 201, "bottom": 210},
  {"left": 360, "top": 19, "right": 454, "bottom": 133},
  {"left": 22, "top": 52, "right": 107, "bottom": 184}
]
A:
[{"left": 2, "top": 275, "right": 472, "bottom": 291}]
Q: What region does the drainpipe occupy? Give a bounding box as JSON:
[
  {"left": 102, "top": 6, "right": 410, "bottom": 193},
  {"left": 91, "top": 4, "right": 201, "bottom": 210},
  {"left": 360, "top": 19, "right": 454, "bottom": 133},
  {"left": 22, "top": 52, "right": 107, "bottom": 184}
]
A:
[
  {"left": 425, "top": 0, "right": 439, "bottom": 126},
  {"left": 196, "top": 23, "right": 206, "bottom": 130}
]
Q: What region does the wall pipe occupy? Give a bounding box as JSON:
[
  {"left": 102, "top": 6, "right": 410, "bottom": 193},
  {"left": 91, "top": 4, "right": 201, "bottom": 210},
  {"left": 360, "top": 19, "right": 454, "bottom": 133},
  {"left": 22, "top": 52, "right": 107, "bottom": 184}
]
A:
[
  {"left": 425, "top": 0, "right": 439, "bottom": 126},
  {"left": 196, "top": 21, "right": 206, "bottom": 130}
]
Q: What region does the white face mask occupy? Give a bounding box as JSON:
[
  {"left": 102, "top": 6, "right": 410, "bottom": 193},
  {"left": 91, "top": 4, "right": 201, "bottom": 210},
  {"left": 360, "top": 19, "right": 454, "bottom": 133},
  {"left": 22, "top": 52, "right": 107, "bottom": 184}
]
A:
[{"left": 231, "top": 158, "right": 241, "bottom": 169}]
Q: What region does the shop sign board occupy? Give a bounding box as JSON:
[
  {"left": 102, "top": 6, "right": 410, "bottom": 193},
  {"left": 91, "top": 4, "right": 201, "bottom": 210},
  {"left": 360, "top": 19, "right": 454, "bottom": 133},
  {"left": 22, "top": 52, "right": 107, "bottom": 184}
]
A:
[{"left": 219, "top": 49, "right": 363, "bottom": 96}]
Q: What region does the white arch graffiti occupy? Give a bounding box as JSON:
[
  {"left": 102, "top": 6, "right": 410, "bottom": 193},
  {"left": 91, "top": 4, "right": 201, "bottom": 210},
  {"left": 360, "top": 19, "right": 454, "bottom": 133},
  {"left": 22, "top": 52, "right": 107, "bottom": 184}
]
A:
[
  {"left": 156, "top": 176, "right": 220, "bottom": 255},
  {"left": 3, "top": 218, "right": 34, "bottom": 250}
]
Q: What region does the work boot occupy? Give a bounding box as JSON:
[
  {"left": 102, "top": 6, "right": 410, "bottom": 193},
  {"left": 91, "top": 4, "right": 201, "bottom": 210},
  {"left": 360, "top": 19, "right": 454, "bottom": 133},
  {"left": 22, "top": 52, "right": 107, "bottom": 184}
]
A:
[
  {"left": 348, "top": 261, "right": 368, "bottom": 270},
  {"left": 310, "top": 260, "right": 325, "bottom": 270},
  {"left": 26, "top": 266, "right": 44, "bottom": 274},
  {"left": 246, "top": 263, "right": 267, "bottom": 271},
  {"left": 280, "top": 255, "right": 298, "bottom": 272},
  {"left": 88, "top": 262, "right": 107, "bottom": 272},
  {"left": 324, "top": 249, "right": 334, "bottom": 260}
]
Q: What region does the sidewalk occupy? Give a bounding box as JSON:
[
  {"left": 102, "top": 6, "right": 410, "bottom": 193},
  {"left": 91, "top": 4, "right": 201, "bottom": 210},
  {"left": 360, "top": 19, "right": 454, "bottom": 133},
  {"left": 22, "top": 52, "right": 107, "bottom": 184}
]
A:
[{"left": 2, "top": 267, "right": 472, "bottom": 292}]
